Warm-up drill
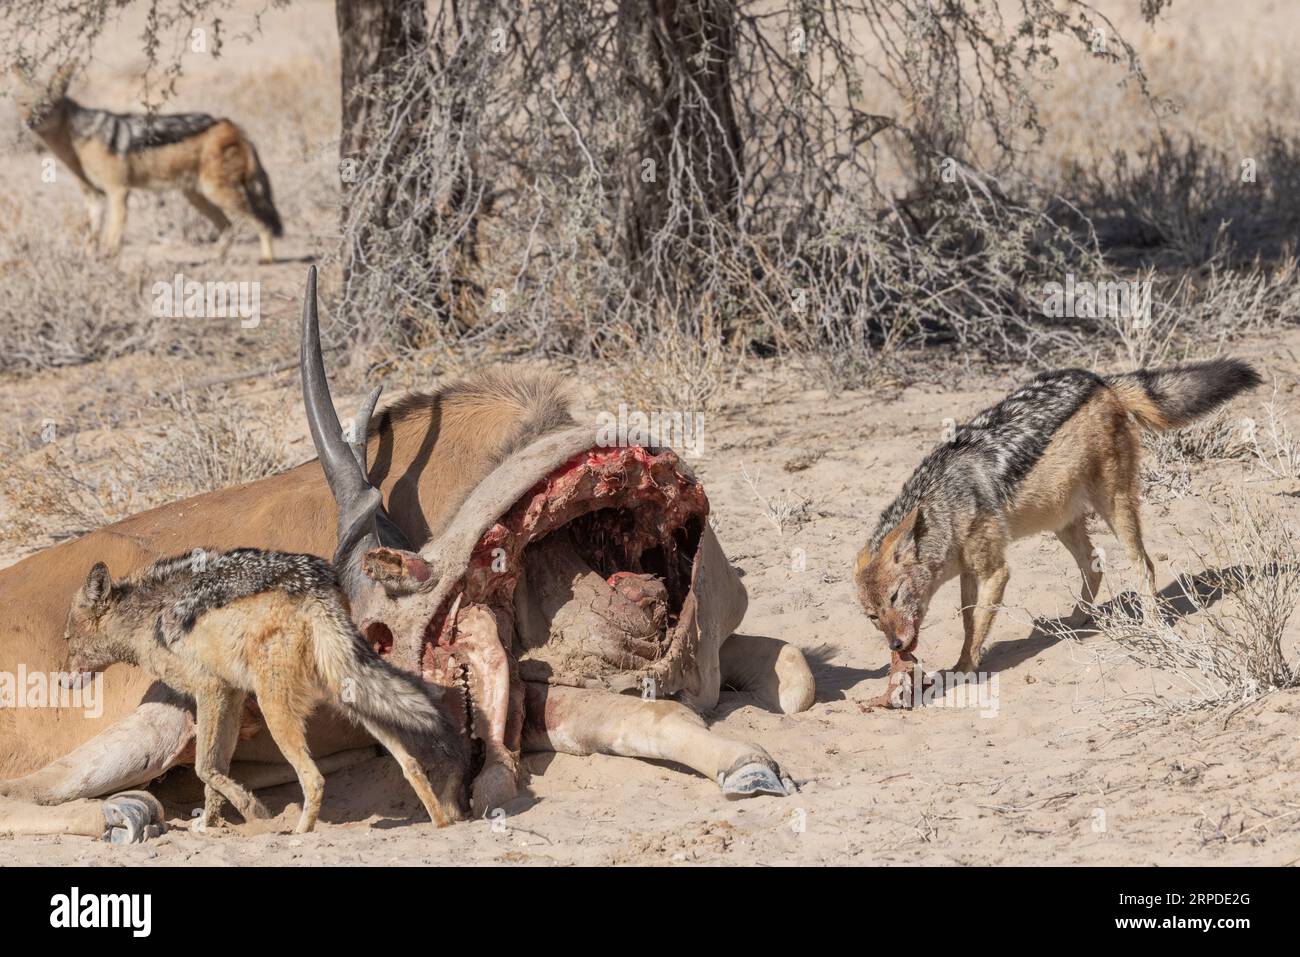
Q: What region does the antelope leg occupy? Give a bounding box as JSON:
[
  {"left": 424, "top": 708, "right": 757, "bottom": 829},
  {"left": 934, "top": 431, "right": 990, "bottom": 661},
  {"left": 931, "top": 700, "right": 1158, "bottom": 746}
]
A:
[
  {"left": 0, "top": 790, "right": 166, "bottom": 843},
  {"left": 454, "top": 604, "right": 525, "bottom": 818},
  {"left": 522, "top": 682, "right": 792, "bottom": 798},
  {"left": 0, "top": 687, "right": 194, "bottom": 805},
  {"left": 718, "top": 634, "right": 816, "bottom": 714}
]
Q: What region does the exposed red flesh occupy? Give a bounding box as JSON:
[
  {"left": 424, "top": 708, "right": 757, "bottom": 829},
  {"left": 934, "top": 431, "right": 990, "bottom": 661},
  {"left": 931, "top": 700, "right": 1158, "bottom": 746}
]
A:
[
  {"left": 420, "top": 445, "right": 708, "bottom": 678},
  {"left": 399, "top": 445, "right": 709, "bottom": 794}
]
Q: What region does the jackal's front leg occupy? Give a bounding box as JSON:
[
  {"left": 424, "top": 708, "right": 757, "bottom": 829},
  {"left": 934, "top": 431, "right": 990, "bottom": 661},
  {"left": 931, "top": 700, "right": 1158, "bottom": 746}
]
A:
[
  {"left": 194, "top": 687, "right": 268, "bottom": 828},
  {"left": 100, "top": 188, "right": 129, "bottom": 257},
  {"left": 955, "top": 564, "right": 1009, "bottom": 673},
  {"left": 79, "top": 183, "right": 104, "bottom": 256}
]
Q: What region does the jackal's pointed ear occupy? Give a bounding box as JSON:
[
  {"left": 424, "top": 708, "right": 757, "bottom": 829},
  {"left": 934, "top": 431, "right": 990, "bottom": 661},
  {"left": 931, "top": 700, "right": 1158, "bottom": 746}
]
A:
[
  {"left": 853, "top": 546, "right": 874, "bottom": 581},
  {"left": 80, "top": 562, "right": 112, "bottom": 611},
  {"left": 49, "top": 62, "right": 75, "bottom": 96},
  {"left": 892, "top": 507, "right": 927, "bottom": 563}
]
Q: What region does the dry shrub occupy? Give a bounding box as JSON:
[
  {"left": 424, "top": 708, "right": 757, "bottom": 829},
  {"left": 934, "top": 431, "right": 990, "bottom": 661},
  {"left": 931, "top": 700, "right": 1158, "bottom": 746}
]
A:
[
  {"left": 599, "top": 300, "right": 738, "bottom": 414},
  {"left": 1141, "top": 408, "right": 1248, "bottom": 502},
  {"left": 1066, "top": 495, "right": 1300, "bottom": 718},
  {"left": 0, "top": 440, "right": 153, "bottom": 546},
  {"left": 1244, "top": 384, "right": 1300, "bottom": 482},
  {"left": 308, "top": 0, "right": 1172, "bottom": 385},
  {"left": 1149, "top": 408, "right": 1246, "bottom": 466},
  {"left": 0, "top": 209, "right": 156, "bottom": 373},
  {"left": 156, "top": 387, "right": 292, "bottom": 491},
  {"left": 1081, "top": 260, "right": 1298, "bottom": 371},
  {"left": 1066, "top": 130, "right": 1300, "bottom": 268},
  {"left": 1167, "top": 259, "right": 1300, "bottom": 342},
  {"left": 0, "top": 389, "right": 291, "bottom": 550}
]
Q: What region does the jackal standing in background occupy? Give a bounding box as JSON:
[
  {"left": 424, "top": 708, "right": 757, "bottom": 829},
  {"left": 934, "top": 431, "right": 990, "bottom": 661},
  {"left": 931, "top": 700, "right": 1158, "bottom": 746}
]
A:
[
  {"left": 62, "top": 548, "right": 467, "bottom": 833},
  {"left": 11, "top": 64, "right": 283, "bottom": 261},
  {"left": 854, "top": 358, "right": 1262, "bottom": 701}
]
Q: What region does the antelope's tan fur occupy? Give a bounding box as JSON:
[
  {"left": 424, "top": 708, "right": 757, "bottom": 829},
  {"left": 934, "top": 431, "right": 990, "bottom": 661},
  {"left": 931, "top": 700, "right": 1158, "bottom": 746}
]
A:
[{"left": 0, "top": 372, "right": 558, "bottom": 785}]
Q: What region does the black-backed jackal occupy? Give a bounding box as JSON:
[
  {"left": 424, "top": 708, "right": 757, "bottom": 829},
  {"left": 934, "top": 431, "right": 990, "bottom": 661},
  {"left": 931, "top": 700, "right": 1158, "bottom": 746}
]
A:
[
  {"left": 11, "top": 65, "right": 283, "bottom": 261},
  {"left": 854, "top": 358, "right": 1262, "bottom": 707},
  {"left": 61, "top": 548, "right": 467, "bottom": 833}
]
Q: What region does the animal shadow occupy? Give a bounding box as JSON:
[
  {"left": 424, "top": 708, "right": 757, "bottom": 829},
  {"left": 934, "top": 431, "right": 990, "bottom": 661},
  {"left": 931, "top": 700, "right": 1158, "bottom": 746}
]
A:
[{"left": 980, "top": 565, "right": 1249, "bottom": 674}]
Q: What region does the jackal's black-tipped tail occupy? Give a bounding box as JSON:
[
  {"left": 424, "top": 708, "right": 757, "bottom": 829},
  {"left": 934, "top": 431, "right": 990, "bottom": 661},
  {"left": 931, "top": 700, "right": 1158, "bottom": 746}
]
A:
[
  {"left": 1106, "top": 358, "right": 1262, "bottom": 431},
  {"left": 244, "top": 144, "right": 283, "bottom": 237},
  {"left": 311, "top": 604, "right": 468, "bottom": 773}
]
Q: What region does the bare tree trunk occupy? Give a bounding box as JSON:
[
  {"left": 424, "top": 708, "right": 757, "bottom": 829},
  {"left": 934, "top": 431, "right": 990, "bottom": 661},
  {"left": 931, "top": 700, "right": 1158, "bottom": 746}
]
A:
[
  {"left": 335, "top": 0, "right": 432, "bottom": 296},
  {"left": 620, "top": 0, "right": 743, "bottom": 279},
  {"left": 334, "top": 0, "right": 487, "bottom": 339},
  {"left": 336, "top": 0, "right": 427, "bottom": 161}
]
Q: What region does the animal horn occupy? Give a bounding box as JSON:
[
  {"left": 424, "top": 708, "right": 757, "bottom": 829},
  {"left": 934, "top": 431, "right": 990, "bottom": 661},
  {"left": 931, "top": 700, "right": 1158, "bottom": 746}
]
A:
[
  {"left": 299, "top": 266, "right": 384, "bottom": 584},
  {"left": 349, "top": 385, "right": 383, "bottom": 470}
]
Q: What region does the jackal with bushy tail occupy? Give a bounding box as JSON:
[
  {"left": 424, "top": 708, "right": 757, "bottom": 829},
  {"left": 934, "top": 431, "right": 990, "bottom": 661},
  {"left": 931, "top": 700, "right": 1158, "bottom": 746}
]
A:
[
  {"left": 854, "top": 358, "right": 1262, "bottom": 706},
  {"left": 11, "top": 64, "right": 282, "bottom": 261},
  {"left": 61, "top": 548, "right": 467, "bottom": 833}
]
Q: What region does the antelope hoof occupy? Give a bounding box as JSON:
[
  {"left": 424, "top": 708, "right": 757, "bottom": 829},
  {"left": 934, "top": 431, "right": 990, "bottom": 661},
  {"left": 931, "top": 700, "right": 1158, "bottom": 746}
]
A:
[
  {"left": 471, "top": 762, "right": 519, "bottom": 820},
  {"left": 720, "top": 758, "right": 793, "bottom": 799},
  {"left": 102, "top": 791, "right": 166, "bottom": 844}
]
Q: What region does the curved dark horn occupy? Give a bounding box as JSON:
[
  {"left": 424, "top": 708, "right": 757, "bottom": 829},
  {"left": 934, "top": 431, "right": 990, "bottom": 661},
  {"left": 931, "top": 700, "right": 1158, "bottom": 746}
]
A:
[{"left": 299, "top": 266, "right": 383, "bottom": 581}]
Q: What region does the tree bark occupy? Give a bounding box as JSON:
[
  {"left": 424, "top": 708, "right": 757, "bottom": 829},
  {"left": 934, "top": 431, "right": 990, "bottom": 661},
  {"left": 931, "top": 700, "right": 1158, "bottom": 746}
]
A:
[
  {"left": 621, "top": 0, "right": 743, "bottom": 273},
  {"left": 334, "top": 0, "right": 434, "bottom": 311},
  {"left": 336, "top": 0, "right": 429, "bottom": 169},
  {"left": 334, "top": 0, "right": 482, "bottom": 335}
]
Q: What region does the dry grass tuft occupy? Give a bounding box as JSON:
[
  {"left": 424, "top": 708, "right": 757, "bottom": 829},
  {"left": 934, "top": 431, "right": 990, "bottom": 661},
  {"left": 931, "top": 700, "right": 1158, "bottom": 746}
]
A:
[
  {"left": 156, "top": 387, "right": 293, "bottom": 492},
  {"left": 1061, "top": 495, "right": 1300, "bottom": 719},
  {"left": 1142, "top": 408, "right": 1248, "bottom": 502},
  {"left": 0, "top": 208, "right": 156, "bottom": 374},
  {"left": 1244, "top": 384, "right": 1300, "bottom": 482},
  {"left": 599, "top": 302, "right": 737, "bottom": 414},
  {"left": 740, "top": 462, "right": 811, "bottom": 536},
  {"left": 0, "top": 388, "right": 291, "bottom": 551}
]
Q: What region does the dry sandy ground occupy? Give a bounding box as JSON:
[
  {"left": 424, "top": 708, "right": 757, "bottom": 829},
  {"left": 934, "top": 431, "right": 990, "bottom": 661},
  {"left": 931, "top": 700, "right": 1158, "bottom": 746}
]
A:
[
  {"left": 3, "top": 328, "right": 1300, "bottom": 866},
  {"left": 3, "top": 0, "right": 1300, "bottom": 866}
]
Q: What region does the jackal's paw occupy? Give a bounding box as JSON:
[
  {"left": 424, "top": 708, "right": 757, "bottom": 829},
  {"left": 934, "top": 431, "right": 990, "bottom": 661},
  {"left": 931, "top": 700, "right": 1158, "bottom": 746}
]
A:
[
  {"left": 1060, "top": 606, "right": 1094, "bottom": 630},
  {"left": 102, "top": 791, "right": 166, "bottom": 844},
  {"left": 720, "top": 757, "right": 795, "bottom": 799}
]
